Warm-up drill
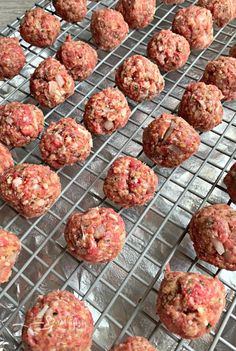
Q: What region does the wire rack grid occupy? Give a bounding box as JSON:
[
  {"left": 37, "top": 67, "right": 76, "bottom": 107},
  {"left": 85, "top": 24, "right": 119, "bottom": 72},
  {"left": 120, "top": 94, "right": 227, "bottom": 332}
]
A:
[{"left": 0, "top": 0, "right": 236, "bottom": 350}]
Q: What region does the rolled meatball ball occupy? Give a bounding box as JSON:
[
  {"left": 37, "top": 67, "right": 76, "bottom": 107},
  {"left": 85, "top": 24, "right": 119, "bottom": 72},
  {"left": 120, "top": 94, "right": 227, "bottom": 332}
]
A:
[
  {"left": 103, "top": 156, "right": 158, "bottom": 208},
  {"left": 163, "top": 0, "right": 185, "bottom": 3},
  {"left": 115, "top": 0, "right": 156, "bottom": 29},
  {"left": 39, "top": 117, "right": 92, "bottom": 169},
  {"left": 0, "top": 102, "right": 44, "bottom": 147},
  {"left": 0, "top": 229, "right": 21, "bottom": 284},
  {"left": 172, "top": 5, "right": 213, "bottom": 50},
  {"left": 178, "top": 82, "right": 223, "bottom": 132},
  {"left": 157, "top": 270, "right": 225, "bottom": 339},
  {"left": 229, "top": 43, "right": 236, "bottom": 58},
  {"left": 147, "top": 29, "right": 190, "bottom": 72},
  {"left": 0, "top": 37, "right": 25, "bottom": 80},
  {"left": 115, "top": 55, "right": 164, "bottom": 102},
  {"left": 22, "top": 290, "right": 93, "bottom": 351},
  {"left": 30, "top": 57, "right": 75, "bottom": 108},
  {"left": 143, "top": 113, "right": 200, "bottom": 168},
  {"left": 53, "top": 0, "right": 87, "bottom": 23},
  {"left": 0, "top": 143, "right": 14, "bottom": 176},
  {"left": 111, "top": 336, "right": 158, "bottom": 351},
  {"left": 0, "top": 164, "right": 61, "bottom": 218},
  {"left": 20, "top": 8, "right": 61, "bottom": 48},
  {"left": 84, "top": 87, "right": 131, "bottom": 135},
  {"left": 64, "top": 207, "right": 126, "bottom": 263},
  {"left": 224, "top": 163, "right": 236, "bottom": 204},
  {"left": 201, "top": 56, "right": 236, "bottom": 101},
  {"left": 56, "top": 35, "right": 97, "bottom": 81},
  {"left": 90, "top": 9, "right": 129, "bottom": 51},
  {"left": 198, "top": 0, "right": 235, "bottom": 27},
  {"left": 189, "top": 204, "right": 236, "bottom": 270}
]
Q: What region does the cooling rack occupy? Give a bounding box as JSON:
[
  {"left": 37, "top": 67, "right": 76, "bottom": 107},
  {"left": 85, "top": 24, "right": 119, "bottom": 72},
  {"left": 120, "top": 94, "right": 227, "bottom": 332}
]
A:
[{"left": 0, "top": 0, "right": 236, "bottom": 350}]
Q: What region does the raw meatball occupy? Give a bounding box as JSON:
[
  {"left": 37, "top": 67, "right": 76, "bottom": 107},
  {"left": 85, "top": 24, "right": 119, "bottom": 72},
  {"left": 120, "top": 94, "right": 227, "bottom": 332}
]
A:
[
  {"left": 0, "top": 143, "right": 14, "bottom": 176},
  {"left": 0, "top": 229, "right": 21, "bottom": 284},
  {"left": 111, "top": 336, "right": 158, "bottom": 351},
  {"left": 178, "top": 82, "right": 223, "bottom": 132},
  {"left": 115, "top": 55, "right": 164, "bottom": 102},
  {"left": 22, "top": 290, "right": 93, "bottom": 351},
  {"left": 64, "top": 207, "right": 126, "bottom": 263},
  {"left": 201, "top": 56, "right": 236, "bottom": 101},
  {"left": 84, "top": 87, "right": 131, "bottom": 135},
  {"left": 53, "top": 0, "right": 87, "bottom": 23},
  {"left": 30, "top": 57, "right": 75, "bottom": 108},
  {"left": 39, "top": 117, "right": 92, "bottom": 169},
  {"left": 0, "top": 164, "right": 61, "bottom": 218},
  {"left": 103, "top": 156, "right": 158, "bottom": 208},
  {"left": 172, "top": 5, "right": 213, "bottom": 50},
  {"left": 56, "top": 35, "right": 97, "bottom": 81},
  {"left": 157, "top": 270, "right": 225, "bottom": 339},
  {"left": 0, "top": 102, "right": 44, "bottom": 147},
  {"left": 198, "top": 0, "right": 235, "bottom": 27},
  {"left": 189, "top": 204, "right": 236, "bottom": 270},
  {"left": 229, "top": 43, "right": 236, "bottom": 58},
  {"left": 20, "top": 8, "right": 61, "bottom": 48},
  {"left": 224, "top": 163, "right": 236, "bottom": 204},
  {"left": 115, "top": 0, "right": 156, "bottom": 29},
  {"left": 143, "top": 113, "right": 200, "bottom": 168},
  {"left": 163, "top": 0, "right": 185, "bottom": 4},
  {"left": 90, "top": 9, "right": 129, "bottom": 51},
  {"left": 147, "top": 29, "right": 190, "bottom": 72},
  {"left": 0, "top": 37, "right": 25, "bottom": 80}
]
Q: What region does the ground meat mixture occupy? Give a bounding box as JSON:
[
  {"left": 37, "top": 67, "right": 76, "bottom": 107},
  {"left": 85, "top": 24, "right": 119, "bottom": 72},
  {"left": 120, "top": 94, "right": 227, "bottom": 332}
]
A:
[
  {"left": 229, "top": 43, "right": 236, "bottom": 58},
  {"left": 20, "top": 8, "right": 61, "bottom": 48},
  {"left": 56, "top": 35, "right": 97, "bottom": 81},
  {"left": 172, "top": 5, "right": 213, "bottom": 50},
  {"left": 143, "top": 113, "right": 200, "bottom": 168},
  {"left": 0, "top": 164, "right": 61, "bottom": 218},
  {"left": 53, "top": 0, "right": 87, "bottom": 23},
  {"left": 39, "top": 117, "right": 92, "bottom": 169},
  {"left": 0, "top": 229, "right": 21, "bottom": 284},
  {"left": 178, "top": 82, "right": 223, "bottom": 132},
  {"left": 0, "top": 143, "right": 14, "bottom": 176},
  {"left": 0, "top": 102, "right": 44, "bottom": 147},
  {"left": 115, "top": 0, "right": 156, "bottom": 29},
  {"left": 22, "top": 290, "right": 93, "bottom": 351},
  {"left": 201, "top": 56, "right": 236, "bottom": 101},
  {"left": 30, "top": 57, "right": 75, "bottom": 108},
  {"left": 64, "top": 207, "right": 126, "bottom": 263},
  {"left": 115, "top": 55, "right": 165, "bottom": 102},
  {"left": 103, "top": 156, "right": 158, "bottom": 208},
  {"left": 90, "top": 9, "right": 129, "bottom": 51},
  {"left": 163, "top": 0, "right": 185, "bottom": 4},
  {"left": 111, "top": 336, "right": 158, "bottom": 351},
  {"left": 147, "top": 29, "right": 190, "bottom": 72},
  {"left": 0, "top": 37, "right": 26, "bottom": 80},
  {"left": 198, "top": 0, "right": 235, "bottom": 27},
  {"left": 224, "top": 163, "right": 236, "bottom": 204},
  {"left": 84, "top": 87, "right": 131, "bottom": 135},
  {"left": 189, "top": 204, "right": 236, "bottom": 270},
  {"left": 157, "top": 270, "right": 225, "bottom": 339}
]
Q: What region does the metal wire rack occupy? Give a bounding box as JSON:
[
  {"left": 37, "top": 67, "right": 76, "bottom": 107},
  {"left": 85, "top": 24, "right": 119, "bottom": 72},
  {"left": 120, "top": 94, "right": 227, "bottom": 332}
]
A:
[{"left": 0, "top": 0, "right": 236, "bottom": 350}]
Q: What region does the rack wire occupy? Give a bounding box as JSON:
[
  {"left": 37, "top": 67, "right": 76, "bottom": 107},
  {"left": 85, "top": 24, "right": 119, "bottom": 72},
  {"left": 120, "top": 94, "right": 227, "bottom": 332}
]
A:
[{"left": 0, "top": 0, "right": 236, "bottom": 350}]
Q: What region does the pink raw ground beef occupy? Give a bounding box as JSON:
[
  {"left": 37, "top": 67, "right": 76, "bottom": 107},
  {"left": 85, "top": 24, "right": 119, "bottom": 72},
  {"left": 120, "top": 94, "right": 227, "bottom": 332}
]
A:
[
  {"left": 64, "top": 207, "right": 126, "bottom": 263},
  {"left": 30, "top": 57, "right": 75, "bottom": 108},
  {"left": 189, "top": 204, "right": 236, "bottom": 270},
  {"left": 178, "top": 82, "right": 223, "bottom": 132},
  {"left": 90, "top": 8, "right": 129, "bottom": 51},
  {"left": 157, "top": 270, "right": 225, "bottom": 339},
  {"left": 115, "top": 55, "right": 164, "bottom": 102},
  {"left": 0, "top": 229, "right": 21, "bottom": 284},
  {"left": 0, "top": 163, "right": 61, "bottom": 218},
  {"left": 147, "top": 29, "right": 190, "bottom": 72},
  {"left": 84, "top": 87, "right": 131, "bottom": 135},
  {"left": 56, "top": 35, "right": 97, "bottom": 81},
  {"left": 172, "top": 5, "right": 213, "bottom": 50},
  {"left": 22, "top": 290, "right": 93, "bottom": 351},
  {"left": 111, "top": 337, "right": 158, "bottom": 351},
  {"left": 230, "top": 43, "right": 236, "bottom": 58},
  {"left": 163, "top": 0, "right": 185, "bottom": 4},
  {"left": 0, "top": 143, "right": 14, "bottom": 176},
  {"left": 0, "top": 37, "right": 25, "bottom": 80},
  {"left": 39, "top": 117, "right": 92, "bottom": 169},
  {"left": 103, "top": 156, "right": 158, "bottom": 208},
  {"left": 20, "top": 8, "right": 61, "bottom": 48},
  {"left": 143, "top": 113, "right": 200, "bottom": 168},
  {"left": 198, "top": 0, "right": 235, "bottom": 27},
  {"left": 53, "top": 0, "right": 87, "bottom": 23},
  {"left": 224, "top": 163, "right": 236, "bottom": 204}
]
